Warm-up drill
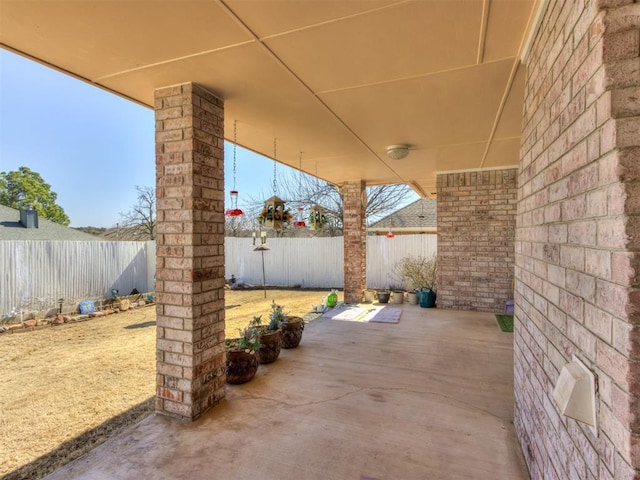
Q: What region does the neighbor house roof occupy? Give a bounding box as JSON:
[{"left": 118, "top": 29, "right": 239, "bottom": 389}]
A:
[
  {"left": 369, "top": 198, "right": 437, "bottom": 234},
  {"left": 0, "top": 204, "right": 102, "bottom": 241}
]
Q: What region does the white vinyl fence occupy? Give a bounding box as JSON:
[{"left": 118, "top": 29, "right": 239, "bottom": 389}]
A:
[
  {"left": 225, "top": 236, "right": 345, "bottom": 288},
  {"left": 225, "top": 234, "right": 437, "bottom": 289},
  {"left": 0, "top": 240, "right": 154, "bottom": 318},
  {"left": 0, "top": 235, "right": 436, "bottom": 318}
]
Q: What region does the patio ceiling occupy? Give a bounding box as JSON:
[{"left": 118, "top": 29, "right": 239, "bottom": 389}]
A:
[{"left": 0, "top": 0, "right": 540, "bottom": 197}]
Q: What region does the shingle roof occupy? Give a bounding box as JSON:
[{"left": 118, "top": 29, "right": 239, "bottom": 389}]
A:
[
  {"left": 0, "top": 204, "right": 102, "bottom": 241},
  {"left": 369, "top": 198, "right": 437, "bottom": 230}
]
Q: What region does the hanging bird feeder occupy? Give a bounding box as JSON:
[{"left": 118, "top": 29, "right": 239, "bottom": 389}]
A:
[
  {"left": 309, "top": 204, "right": 327, "bottom": 230},
  {"left": 258, "top": 138, "right": 291, "bottom": 231},
  {"left": 293, "top": 206, "right": 306, "bottom": 228},
  {"left": 225, "top": 120, "right": 244, "bottom": 217},
  {"left": 386, "top": 225, "right": 395, "bottom": 238},
  {"left": 293, "top": 151, "right": 306, "bottom": 228},
  {"left": 226, "top": 190, "right": 243, "bottom": 217}
]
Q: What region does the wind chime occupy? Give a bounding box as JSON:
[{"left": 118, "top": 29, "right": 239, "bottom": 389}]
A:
[
  {"left": 258, "top": 138, "right": 290, "bottom": 231},
  {"left": 225, "top": 120, "right": 244, "bottom": 217},
  {"left": 293, "top": 151, "right": 306, "bottom": 228}
]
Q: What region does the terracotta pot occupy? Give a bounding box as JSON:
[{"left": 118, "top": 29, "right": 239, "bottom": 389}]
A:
[
  {"left": 226, "top": 349, "right": 260, "bottom": 384},
  {"left": 258, "top": 328, "right": 282, "bottom": 364},
  {"left": 280, "top": 316, "right": 304, "bottom": 349}
]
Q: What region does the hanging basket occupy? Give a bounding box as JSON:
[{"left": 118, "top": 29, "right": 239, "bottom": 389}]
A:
[
  {"left": 280, "top": 316, "right": 305, "bottom": 348},
  {"left": 258, "top": 195, "right": 292, "bottom": 230},
  {"left": 308, "top": 205, "right": 327, "bottom": 230}
]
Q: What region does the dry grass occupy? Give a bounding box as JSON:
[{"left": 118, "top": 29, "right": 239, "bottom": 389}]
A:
[{"left": 0, "top": 288, "right": 337, "bottom": 479}]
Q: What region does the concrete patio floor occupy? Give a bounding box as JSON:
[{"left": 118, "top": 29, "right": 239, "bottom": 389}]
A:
[{"left": 46, "top": 305, "right": 528, "bottom": 480}]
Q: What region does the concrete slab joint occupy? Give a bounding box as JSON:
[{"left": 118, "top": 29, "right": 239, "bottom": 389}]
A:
[{"left": 154, "top": 82, "right": 226, "bottom": 421}]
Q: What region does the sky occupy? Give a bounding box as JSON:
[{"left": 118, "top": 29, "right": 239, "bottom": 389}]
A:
[{"left": 0, "top": 49, "right": 287, "bottom": 228}]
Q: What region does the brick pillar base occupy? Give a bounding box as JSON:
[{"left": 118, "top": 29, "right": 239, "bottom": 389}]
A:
[
  {"left": 154, "top": 82, "right": 226, "bottom": 420},
  {"left": 342, "top": 181, "right": 366, "bottom": 303}
]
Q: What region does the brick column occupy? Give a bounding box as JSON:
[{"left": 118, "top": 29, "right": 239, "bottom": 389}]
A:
[
  {"left": 342, "top": 181, "right": 366, "bottom": 303},
  {"left": 154, "top": 83, "right": 226, "bottom": 420},
  {"left": 436, "top": 169, "right": 517, "bottom": 312}
]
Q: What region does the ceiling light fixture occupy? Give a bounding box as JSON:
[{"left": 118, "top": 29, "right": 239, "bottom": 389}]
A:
[{"left": 386, "top": 144, "right": 409, "bottom": 160}]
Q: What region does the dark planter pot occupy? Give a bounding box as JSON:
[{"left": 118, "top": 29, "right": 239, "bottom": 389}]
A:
[
  {"left": 258, "top": 328, "right": 282, "bottom": 364},
  {"left": 280, "top": 316, "right": 304, "bottom": 349},
  {"left": 377, "top": 291, "right": 391, "bottom": 303},
  {"left": 418, "top": 289, "right": 437, "bottom": 308},
  {"left": 226, "top": 349, "right": 260, "bottom": 384}
]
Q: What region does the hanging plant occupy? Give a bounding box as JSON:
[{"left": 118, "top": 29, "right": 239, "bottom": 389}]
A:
[
  {"left": 308, "top": 204, "right": 327, "bottom": 230},
  {"left": 257, "top": 195, "right": 292, "bottom": 226},
  {"left": 259, "top": 139, "right": 291, "bottom": 230}
]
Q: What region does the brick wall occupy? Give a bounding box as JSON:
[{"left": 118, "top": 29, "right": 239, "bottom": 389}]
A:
[
  {"left": 515, "top": 1, "right": 640, "bottom": 478},
  {"left": 436, "top": 169, "right": 517, "bottom": 312},
  {"left": 342, "top": 181, "right": 366, "bottom": 304},
  {"left": 154, "top": 83, "right": 226, "bottom": 420}
]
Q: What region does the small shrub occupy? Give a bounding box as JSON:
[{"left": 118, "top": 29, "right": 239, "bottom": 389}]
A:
[{"left": 395, "top": 255, "right": 437, "bottom": 291}]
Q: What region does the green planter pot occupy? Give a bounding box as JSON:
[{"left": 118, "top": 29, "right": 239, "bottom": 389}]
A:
[{"left": 418, "top": 289, "right": 436, "bottom": 308}]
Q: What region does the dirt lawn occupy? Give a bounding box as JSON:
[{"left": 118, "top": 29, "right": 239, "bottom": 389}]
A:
[{"left": 0, "top": 288, "right": 338, "bottom": 479}]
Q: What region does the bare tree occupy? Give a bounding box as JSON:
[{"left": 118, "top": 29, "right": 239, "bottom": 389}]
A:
[
  {"left": 248, "top": 170, "right": 414, "bottom": 236},
  {"left": 225, "top": 207, "right": 259, "bottom": 237},
  {"left": 119, "top": 185, "right": 156, "bottom": 240}
]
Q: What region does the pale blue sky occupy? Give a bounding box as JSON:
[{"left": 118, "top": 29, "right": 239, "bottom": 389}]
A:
[{"left": 0, "top": 49, "right": 282, "bottom": 227}]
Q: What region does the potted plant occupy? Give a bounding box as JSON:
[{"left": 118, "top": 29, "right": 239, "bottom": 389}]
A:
[
  {"left": 250, "top": 314, "right": 282, "bottom": 364},
  {"left": 390, "top": 285, "right": 404, "bottom": 304},
  {"left": 376, "top": 289, "right": 391, "bottom": 304},
  {"left": 407, "top": 291, "right": 419, "bottom": 305},
  {"left": 225, "top": 326, "right": 261, "bottom": 384},
  {"left": 363, "top": 289, "right": 376, "bottom": 303},
  {"left": 395, "top": 255, "right": 438, "bottom": 308},
  {"left": 271, "top": 301, "right": 304, "bottom": 349}
]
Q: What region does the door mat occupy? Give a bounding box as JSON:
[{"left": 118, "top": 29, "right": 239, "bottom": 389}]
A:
[
  {"left": 322, "top": 305, "right": 401, "bottom": 323},
  {"left": 495, "top": 314, "right": 514, "bottom": 332},
  {"left": 365, "top": 308, "right": 401, "bottom": 323},
  {"left": 322, "top": 305, "right": 369, "bottom": 321}
]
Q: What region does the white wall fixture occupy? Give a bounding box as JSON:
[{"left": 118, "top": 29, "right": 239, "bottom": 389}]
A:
[{"left": 552, "top": 356, "right": 598, "bottom": 434}]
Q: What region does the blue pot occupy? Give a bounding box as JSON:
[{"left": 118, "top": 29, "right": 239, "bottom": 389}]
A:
[{"left": 418, "top": 289, "right": 436, "bottom": 308}]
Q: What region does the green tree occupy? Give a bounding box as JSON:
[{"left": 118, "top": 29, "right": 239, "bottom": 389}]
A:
[{"left": 0, "top": 166, "right": 70, "bottom": 226}]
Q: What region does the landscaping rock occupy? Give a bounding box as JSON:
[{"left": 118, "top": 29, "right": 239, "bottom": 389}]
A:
[
  {"left": 23, "top": 319, "right": 37, "bottom": 328},
  {"left": 52, "top": 315, "right": 65, "bottom": 325}
]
